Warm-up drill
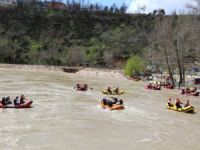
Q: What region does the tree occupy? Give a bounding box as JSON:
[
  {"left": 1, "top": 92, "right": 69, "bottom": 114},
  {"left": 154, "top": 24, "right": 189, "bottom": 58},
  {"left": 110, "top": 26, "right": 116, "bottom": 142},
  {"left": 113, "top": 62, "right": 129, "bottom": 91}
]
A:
[
  {"left": 124, "top": 55, "right": 145, "bottom": 76},
  {"left": 148, "top": 11, "right": 199, "bottom": 86},
  {"left": 119, "top": 3, "right": 127, "bottom": 13},
  {"left": 103, "top": 51, "right": 114, "bottom": 68},
  {"left": 103, "top": 6, "right": 109, "bottom": 12},
  {"left": 153, "top": 10, "right": 157, "bottom": 15},
  {"left": 170, "top": 12, "right": 200, "bottom": 84},
  {"left": 186, "top": 0, "right": 200, "bottom": 15},
  {"left": 0, "top": 4, "right": 154, "bottom": 67},
  {"left": 148, "top": 15, "right": 176, "bottom": 86},
  {"left": 5, "top": 21, "right": 28, "bottom": 64},
  {"left": 66, "top": 47, "right": 86, "bottom": 66},
  {"left": 152, "top": 9, "right": 165, "bottom": 15},
  {"left": 89, "top": 4, "right": 94, "bottom": 11},
  {"left": 110, "top": 3, "right": 117, "bottom": 13}
]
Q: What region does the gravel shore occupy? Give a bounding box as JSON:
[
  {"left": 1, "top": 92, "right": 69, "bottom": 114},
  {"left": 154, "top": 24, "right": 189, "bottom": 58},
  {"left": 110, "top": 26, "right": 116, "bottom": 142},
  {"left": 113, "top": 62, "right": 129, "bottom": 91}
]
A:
[
  {"left": 0, "top": 64, "right": 127, "bottom": 80},
  {"left": 76, "top": 68, "right": 127, "bottom": 80},
  {"left": 0, "top": 64, "right": 63, "bottom": 72}
]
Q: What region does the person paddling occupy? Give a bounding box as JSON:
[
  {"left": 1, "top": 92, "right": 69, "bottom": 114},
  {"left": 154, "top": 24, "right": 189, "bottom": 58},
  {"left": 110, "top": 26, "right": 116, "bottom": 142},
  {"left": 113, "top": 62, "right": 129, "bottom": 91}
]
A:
[
  {"left": 113, "top": 87, "right": 119, "bottom": 94},
  {"left": 107, "top": 86, "right": 112, "bottom": 94},
  {"left": 20, "top": 95, "right": 25, "bottom": 104},
  {"left": 83, "top": 84, "right": 88, "bottom": 91},
  {"left": 76, "top": 84, "right": 81, "bottom": 90},
  {"left": 111, "top": 97, "right": 118, "bottom": 104},
  {"left": 175, "top": 98, "right": 183, "bottom": 108},
  {"left": 1, "top": 97, "right": 6, "bottom": 106},
  {"left": 14, "top": 96, "right": 20, "bottom": 106},
  {"left": 5, "top": 96, "right": 12, "bottom": 105},
  {"left": 184, "top": 100, "right": 190, "bottom": 107},
  {"left": 101, "top": 98, "right": 107, "bottom": 105},
  {"left": 118, "top": 99, "right": 123, "bottom": 105},
  {"left": 168, "top": 98, "right": 173, "bottom": 106}
]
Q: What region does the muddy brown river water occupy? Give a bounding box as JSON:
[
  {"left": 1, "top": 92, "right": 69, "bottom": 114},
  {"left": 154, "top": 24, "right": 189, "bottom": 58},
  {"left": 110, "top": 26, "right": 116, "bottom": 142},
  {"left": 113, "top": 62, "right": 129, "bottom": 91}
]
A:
[{"left": 0, "top": 70, "right": 199, "bottom": 150}]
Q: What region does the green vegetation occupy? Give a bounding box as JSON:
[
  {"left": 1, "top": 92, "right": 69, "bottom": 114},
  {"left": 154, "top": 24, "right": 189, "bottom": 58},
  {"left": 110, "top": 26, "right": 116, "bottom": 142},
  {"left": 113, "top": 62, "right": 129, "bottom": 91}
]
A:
[
  {"left": 0, "top": 6, "right": 154, "bottom": 67},
  {"left": 0, "top": 1, "right": 199, "bottom": 86},
  {"left": 124, "top": 55, "right": 145, "bottom": 76}
]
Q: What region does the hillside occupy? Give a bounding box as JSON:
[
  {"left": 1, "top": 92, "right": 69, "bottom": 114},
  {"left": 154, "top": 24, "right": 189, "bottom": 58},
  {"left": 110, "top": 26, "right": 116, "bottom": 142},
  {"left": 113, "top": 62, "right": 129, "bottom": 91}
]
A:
[{"left": 0, "top": 7, "right": 155, "bottom": 67}]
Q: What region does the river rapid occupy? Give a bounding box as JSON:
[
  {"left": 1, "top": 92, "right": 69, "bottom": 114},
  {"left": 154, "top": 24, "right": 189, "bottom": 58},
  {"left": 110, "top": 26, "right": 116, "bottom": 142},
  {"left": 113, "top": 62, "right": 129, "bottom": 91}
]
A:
[{"left": 0, "top": 70, "right": 199, "bottom": 150}]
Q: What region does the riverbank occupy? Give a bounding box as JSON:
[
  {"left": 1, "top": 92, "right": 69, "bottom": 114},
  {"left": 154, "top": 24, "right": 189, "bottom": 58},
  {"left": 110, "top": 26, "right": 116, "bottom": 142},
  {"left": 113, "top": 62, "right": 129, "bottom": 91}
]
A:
[
  {"left": 0, "top": 64, "right": 127, "bottom": 80},
  {"left": 76, "top": 68, "right": 127, "bottom": 80},
  {"left": 0, "top": 64, "right": 63, "bottom": 72}
]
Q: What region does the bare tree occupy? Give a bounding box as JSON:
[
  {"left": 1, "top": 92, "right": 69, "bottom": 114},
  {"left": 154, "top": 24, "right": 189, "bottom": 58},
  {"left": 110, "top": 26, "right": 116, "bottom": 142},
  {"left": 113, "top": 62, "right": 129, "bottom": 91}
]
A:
[
  {"left": 148, "top": 16, "right": 176, "bottom": 85},
  {"left": 172, "top": 12, "right": 200, "bottom": 84},
  {"left": 149, "top": 10, "right": 200, "bottom": 87},
  {"left": 66, "top": 47, "right": 86, "bottom": 66},
  {"left": 186, "top": 0, "right": 200, "bottom": 14},
  {"left": 158, "top": 18, "right": 175, "bottom": 85},
  {"left": 103, "top": 51, "right": 114, "bottom": 68}
]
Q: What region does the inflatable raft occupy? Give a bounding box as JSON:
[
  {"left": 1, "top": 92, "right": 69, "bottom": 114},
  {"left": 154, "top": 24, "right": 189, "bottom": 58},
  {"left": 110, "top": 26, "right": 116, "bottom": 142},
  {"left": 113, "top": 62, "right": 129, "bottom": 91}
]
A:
[
  {"left": 101, "top": 90, "right": 124, "bottom": 95},
  {"left": 180, "top": 90, "right": 199, "bottom": 96},
  {"left": 166, "top": 103, "right": 194, "bottom": 113},
  {"left": 129, "top": 77, "right": 141, "bottom": 81},
  {"left": 0, "top": 100, "right": 33, "bottom": 109},
  {"left": 185, "top": 92, "right": 200, "bottom": 96},
  {"left": 164, "top": 85, "right": 175, "bottom": 89},
  {"left": 145, "top": 85, "right": 161, "bottom": 90},
  {"left": 76, "top": 88, "right": 88, "bottom": 91},
  {"left": 100, "top": 102, "right": 124, "bottom": 111},
  {"left": 75, "top": 84, "right": 88, "bottom": 91}
]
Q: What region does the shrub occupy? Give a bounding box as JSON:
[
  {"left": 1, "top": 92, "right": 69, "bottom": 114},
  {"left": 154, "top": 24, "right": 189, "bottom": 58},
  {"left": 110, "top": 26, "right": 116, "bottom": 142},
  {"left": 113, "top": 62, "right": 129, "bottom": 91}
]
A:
[{"left": 124, "top": 55, "right": 144, "bottom": 76}]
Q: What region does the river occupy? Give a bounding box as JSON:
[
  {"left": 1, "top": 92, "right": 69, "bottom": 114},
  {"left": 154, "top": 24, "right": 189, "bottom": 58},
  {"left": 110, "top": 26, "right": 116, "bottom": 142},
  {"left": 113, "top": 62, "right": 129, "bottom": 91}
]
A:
[{"left": 0, "top": 70, "right": 199, "bottom": 150}]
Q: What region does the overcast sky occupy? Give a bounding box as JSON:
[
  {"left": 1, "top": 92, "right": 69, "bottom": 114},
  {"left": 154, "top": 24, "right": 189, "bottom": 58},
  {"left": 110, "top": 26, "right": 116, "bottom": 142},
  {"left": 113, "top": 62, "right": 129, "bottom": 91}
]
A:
[
  {"left": 126, "top": 0, "right": 189, "bottom": 14},
  {"left": 91, "top": 0, "right": 190, "bottom": 14},
  {"left": 62, "top": 0, "right": 191, "bottom": 14}
]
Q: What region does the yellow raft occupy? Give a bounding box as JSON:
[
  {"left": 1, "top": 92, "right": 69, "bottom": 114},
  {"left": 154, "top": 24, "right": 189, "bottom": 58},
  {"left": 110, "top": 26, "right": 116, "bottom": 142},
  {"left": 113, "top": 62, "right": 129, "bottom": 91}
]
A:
[
  {"left": 166, "top": 103, "right": 194, "bottom": 113},
  {"left": 100, "top": 102, "right": 124, "bottom": 111},
  {"left": 101, "top": 90, "right": 124, "bottom": 95}
]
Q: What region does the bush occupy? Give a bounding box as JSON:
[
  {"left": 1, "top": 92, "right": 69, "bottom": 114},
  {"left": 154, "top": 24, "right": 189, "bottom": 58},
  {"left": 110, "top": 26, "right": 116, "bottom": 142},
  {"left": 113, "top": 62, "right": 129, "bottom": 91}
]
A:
[{"left": 124, "top": 55, "right": 144, "bottom": 76}]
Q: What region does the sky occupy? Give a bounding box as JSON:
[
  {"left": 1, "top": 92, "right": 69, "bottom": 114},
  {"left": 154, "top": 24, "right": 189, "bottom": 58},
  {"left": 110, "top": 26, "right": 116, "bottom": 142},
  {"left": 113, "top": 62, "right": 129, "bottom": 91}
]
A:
[
  {"left": 90, "top": 0, "right": 129, "bottom": 7},
  {"left": 62, "top": 0, "right": 191, "bottom": 14},
  {"left": 127, "top": 0, "right": 189, "bottom": 14}
]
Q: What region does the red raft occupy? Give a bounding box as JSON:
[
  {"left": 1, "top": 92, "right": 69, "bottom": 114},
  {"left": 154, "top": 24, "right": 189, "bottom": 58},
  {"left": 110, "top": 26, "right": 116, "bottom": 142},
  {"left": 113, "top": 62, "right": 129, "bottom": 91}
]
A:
[
  {"left": 164, "top": 85, "right": 175, "bottom": 89},
  {"left": 145, "top": 85, "right": 161, "bottom": 90},
  {"left": 75, "top": 84, "right": 88, "bottom": 91},
  {"left": 180, "top": 89, "right": 199, "bottom": 96},
  {"left": 189, "top": 92, "right": 200, "bottom": 96},
  {"left": 0, "top": 100, "right": 33, "bottom": 109}
]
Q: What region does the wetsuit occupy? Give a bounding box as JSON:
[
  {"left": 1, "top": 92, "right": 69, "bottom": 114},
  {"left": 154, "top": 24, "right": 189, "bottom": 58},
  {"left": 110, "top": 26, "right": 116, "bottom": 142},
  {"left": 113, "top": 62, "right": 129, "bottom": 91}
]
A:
[
  {"left": 112, "top": 98, "right": 118, "bottom": 104},
  {"left": 102, "top": 98, "right": 107, "bottom": 105},
  {"left": 5, "top": 97, "right": 12, "bottom": 105},
  {"left": 119, "top": 100, "right": 123, "bottom": 105},
  {"left": 175, "top": 102, "right": 182, "bottom": 108},
  {"left": 107, "top": 100, "right": 113, "bottom": 107},
  {"left": 2, "top": 97, "right": 6, "bottom": 106},
  {"left": 20, "top": 96, "right": 25, "bottom": 104}
]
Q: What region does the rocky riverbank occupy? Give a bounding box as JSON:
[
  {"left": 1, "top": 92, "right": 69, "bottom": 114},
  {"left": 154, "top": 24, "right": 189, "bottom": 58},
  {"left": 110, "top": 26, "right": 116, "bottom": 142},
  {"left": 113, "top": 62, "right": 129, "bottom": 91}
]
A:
[
  {"left": 76, "top": 68, "right": 127, "bottom": 80},
  {"left": 0, "top": 64, "right": 63, "bottom": 72},
  {"left": 0, "top": 64, "right": 127, "bottom": 80}
]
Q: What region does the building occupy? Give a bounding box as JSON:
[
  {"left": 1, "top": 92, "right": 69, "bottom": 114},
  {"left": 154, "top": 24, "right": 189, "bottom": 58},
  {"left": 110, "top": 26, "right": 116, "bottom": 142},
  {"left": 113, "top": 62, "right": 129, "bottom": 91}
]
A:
[{"left": 48, "top": 1, "right": 66, "bottom": 10}]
